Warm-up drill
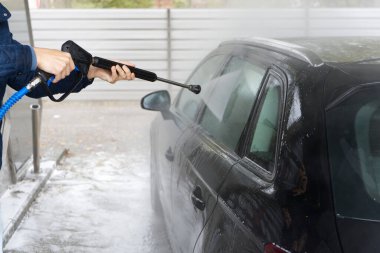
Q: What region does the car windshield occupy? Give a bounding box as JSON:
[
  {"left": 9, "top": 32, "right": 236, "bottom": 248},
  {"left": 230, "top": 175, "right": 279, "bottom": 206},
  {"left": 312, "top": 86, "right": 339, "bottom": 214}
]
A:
[{"left": 326, "top": 84, "right": 380, "bottom": 220}]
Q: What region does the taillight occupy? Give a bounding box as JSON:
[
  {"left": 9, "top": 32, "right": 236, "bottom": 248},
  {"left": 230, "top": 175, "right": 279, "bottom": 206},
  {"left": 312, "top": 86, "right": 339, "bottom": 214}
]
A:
[{"left": 264, "top": 242, "right": 291, "bottom": 253}]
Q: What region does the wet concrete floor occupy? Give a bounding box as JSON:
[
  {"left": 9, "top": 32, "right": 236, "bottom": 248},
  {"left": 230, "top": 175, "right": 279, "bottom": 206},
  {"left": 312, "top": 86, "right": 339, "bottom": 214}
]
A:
[{"left": 4, "top": 101, "right": 172, "bottom": 253}]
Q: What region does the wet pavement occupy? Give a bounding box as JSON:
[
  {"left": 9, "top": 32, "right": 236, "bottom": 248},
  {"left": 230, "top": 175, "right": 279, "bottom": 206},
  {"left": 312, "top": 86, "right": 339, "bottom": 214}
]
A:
[{"left": 4, "top": 101, "right": 172, "bottom": 253}]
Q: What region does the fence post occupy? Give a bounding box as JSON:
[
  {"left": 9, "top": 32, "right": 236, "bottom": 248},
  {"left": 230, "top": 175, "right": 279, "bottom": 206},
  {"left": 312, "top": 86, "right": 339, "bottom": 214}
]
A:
[
  {"left": 31, "top": 104, "right": 41, "bottom": 173},
  {"left": 24, "top": 0, "right": 35, "bottom": 47},
  {"left": 167, "top": 8, "right": 172, "bottom": 88}
]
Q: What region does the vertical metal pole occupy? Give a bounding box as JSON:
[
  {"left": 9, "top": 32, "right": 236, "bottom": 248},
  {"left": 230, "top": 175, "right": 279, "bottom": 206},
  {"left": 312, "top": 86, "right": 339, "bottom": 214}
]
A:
[
  {"left": 31, "top": 104, "right": 41, "bottom": 173},
  {"left": 24, "top": 0, "right": 35, "bottom": 47},
  {"left": 167, "top": 8, "right": 172, "bottom": 84},
  {"left": 7, "top": 140, "right": 18, "bottom": 184}
]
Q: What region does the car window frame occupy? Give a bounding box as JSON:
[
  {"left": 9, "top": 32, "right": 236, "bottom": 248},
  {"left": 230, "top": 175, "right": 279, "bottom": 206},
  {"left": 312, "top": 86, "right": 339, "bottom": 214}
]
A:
[
  {"left": 194, "top": 48, "right": 272, "bottom": 155},
  {"left": 239, "top": 66, "right": 287, "bottom": 181}
]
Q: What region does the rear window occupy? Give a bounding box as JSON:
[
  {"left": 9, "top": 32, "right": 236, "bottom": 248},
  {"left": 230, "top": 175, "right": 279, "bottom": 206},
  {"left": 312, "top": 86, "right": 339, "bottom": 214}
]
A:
[{"left": 326, "top": 85, "right": 380, "bottom": 220}]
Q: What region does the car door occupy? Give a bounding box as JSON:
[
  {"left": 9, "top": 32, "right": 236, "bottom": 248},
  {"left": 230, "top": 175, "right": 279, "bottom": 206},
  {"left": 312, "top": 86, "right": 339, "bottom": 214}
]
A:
[
  {"left": 154, "top": 53, "right": 228, "bottom": 247},
  {"left": 195, "top": 67, "right": 288, "bottom": 253},
  {"left": 171, "top": 50, "right": 269, "bottom": 253}
]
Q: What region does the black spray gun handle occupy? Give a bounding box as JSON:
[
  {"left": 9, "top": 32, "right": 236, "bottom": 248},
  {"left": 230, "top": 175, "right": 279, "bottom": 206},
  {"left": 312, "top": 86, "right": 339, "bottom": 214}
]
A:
[{"left": 61, "top": 40, "right": 201, "bottom": 94}]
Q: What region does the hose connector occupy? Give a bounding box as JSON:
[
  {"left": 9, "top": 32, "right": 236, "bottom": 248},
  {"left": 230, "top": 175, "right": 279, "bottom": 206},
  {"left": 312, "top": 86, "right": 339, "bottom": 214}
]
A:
[{"left": 26, "top": 77, "right": 43, "bottom": 91}]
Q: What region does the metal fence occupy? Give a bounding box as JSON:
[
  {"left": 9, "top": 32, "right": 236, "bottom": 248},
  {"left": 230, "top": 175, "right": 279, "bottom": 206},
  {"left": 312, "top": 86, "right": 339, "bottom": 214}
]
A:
[{"left": 30, "top": 8, "right": 380, "bottom": 100}]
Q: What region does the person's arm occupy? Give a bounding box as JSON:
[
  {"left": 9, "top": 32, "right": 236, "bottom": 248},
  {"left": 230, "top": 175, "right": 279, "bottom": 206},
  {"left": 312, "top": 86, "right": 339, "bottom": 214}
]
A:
[
  {"left": 0, "top": 44, "right": 34, "bottom": 78},
  {"left": 5, "top": 44, "right": 87, "bottom": 98},
  {"left": 6, "top": 45, "right": 135, "bottom": 98},
  {"left": 3, "top": 38, "right": 76, "bottom": 88}
]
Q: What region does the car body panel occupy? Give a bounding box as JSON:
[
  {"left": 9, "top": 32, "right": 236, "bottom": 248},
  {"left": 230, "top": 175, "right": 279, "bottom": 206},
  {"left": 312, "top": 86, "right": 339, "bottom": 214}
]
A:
[
  {"left": 161, "top": 51, "right": 230, "bottom": 252},
  {"left": 336, "top": 218, "right": 380, "bottom": 253},
  {"left": 171, "top": 125, "right": 241, "bottom": 252},
  {"left": 150, "top": 111, "right": 189, "bottom": 245},
  {"left": 168, "top": 50, "right": 247, "bottom": 252}
]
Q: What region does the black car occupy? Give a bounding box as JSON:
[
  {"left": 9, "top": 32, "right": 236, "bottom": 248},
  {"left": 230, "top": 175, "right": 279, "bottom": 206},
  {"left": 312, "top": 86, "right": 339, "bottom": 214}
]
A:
[{"left": 141, "top": 37, "right": 380, "bottom": 253}]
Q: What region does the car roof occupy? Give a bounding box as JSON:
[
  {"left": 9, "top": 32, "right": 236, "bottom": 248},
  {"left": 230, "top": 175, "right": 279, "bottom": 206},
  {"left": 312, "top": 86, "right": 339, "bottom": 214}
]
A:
[
  {"left": 221, "top": 37, "right": 380, "bottom": 65},
  {"left": 221, "top": 37, "right": 380, "bottom": 108}
]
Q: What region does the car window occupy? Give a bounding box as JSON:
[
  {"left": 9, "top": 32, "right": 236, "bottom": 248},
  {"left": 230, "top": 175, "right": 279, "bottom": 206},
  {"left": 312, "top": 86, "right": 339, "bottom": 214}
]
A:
[
  {"left": 326, "top": 85, "right": 380, "bottom": 220},
  {"left": 199, "top": 57, "right": 266, "bottom": 151},
  {"left": 176, "top": 55, "right": 225, "bottom": 121},
  {"left": 248, "top": 75, "right": 282, "bottom": 173}
]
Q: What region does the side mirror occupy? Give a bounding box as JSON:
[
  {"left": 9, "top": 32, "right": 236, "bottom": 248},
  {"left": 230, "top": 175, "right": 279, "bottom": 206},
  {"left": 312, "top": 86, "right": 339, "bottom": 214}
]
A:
[{"left": 141, "top": 90, "right": 171, "bottom": 112}]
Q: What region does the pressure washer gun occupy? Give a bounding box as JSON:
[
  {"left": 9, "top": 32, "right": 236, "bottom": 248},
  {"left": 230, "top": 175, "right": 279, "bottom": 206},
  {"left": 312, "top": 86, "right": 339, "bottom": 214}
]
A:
[{"left": 0, "top": 40, "right": 201, "bottom": 120}]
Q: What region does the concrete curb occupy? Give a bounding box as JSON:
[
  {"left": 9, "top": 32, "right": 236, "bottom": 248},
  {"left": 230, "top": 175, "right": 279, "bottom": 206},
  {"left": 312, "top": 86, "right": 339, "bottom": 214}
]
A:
[
  {"left": 1, "top": 148, "right": 68, "bottom": 248},
  {"left": 2, "top": 166, "right": 55, "bottom": 247}
]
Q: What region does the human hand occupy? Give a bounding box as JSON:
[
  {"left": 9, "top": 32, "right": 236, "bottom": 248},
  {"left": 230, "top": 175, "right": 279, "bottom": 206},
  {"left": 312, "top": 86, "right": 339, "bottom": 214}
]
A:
[
  {"left": 87, "top": 61, "right": 136, "bottom": 84},
  {"left": 33, "top": 47, "right": 75, "bottom": 83}
]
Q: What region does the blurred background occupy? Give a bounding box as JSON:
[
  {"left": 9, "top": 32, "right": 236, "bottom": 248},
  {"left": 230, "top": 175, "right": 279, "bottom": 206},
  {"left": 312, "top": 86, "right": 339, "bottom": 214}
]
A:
[
  {"left": 22, "top": 0, "right": 380, "bottom": 101},
  {"left": 27, "top": 0, "right": 380, "bottom": 8}
]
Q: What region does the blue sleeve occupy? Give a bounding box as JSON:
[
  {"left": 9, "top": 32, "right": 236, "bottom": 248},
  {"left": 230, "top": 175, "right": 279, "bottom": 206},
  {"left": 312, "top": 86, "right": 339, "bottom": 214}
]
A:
[
  {"left": 7, "top": 71, "right": 94, "bottom": 99},
  {"left": 28, "top": 46, "right": 37, "bottom": 71},
  {"left": 0, "top": 44, "right": 34, "bottom": 78}
]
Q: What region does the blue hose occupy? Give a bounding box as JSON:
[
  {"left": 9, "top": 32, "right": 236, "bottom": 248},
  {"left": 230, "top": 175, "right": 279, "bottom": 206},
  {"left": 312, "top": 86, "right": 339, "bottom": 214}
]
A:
[
  {"left": 0, "top": 86, "right": 30, "bottom": 120},
  {"left": 0, "top": 76, "right": 54, "bottom": 121},
  {"left": 0, "top": 67, "right": 78, "bottom": 121}
]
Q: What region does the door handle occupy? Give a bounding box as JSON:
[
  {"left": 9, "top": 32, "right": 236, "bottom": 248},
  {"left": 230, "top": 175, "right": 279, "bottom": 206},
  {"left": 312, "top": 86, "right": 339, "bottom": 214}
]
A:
[
  {"left": 165, "top": 147, "right": 174, "bottom": 162},
  {"left": 191, "top": 186, "right": 205, "bottom": 211}
]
